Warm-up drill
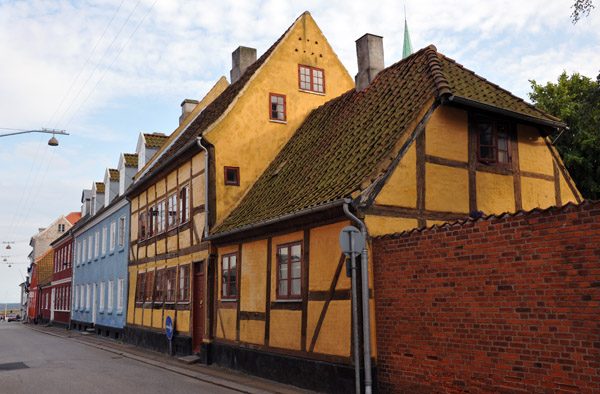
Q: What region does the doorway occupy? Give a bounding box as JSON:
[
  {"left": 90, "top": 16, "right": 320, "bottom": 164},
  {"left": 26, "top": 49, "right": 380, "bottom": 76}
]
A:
[{"left": 192, "top": 260, "right": 204, "bottom": 353}]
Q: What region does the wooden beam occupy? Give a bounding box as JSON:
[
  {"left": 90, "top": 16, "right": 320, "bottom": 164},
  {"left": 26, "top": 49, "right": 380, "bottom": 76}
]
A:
[{"left": 425, "top": 155, "right": 468, "bottom": 170}]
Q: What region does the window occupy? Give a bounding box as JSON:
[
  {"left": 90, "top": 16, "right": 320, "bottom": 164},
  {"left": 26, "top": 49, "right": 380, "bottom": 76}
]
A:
[
  {"left": 74, "top": 285, "right": 79, "bottom": 310},
  {"left": 67, "top": 243, "right": 71, "bottom": 267},
  {"left": 144, "top": 270, "right": 155, "bottom": 302},
  {"left": 99, "top": 281, "right": 105, "bottom": 310},
  {"left": 80, "top": 285, "right": 85, "bottom": 310},
  {"left": 87, "top": 236, "right": 92, "bottom": 260},
  {"left": 95, "top": 230, "right": 100, "bottom": 258},
  {"left": 136, "top": 273, "right": 146, "bottom": 303},
  {"left": 110, "top": 221, "right": 116, "bottom": 251},
  {"left": 221, "top": 253, "right": 237, "bottom": 299},
  {"left": 86, "top": 283, "right": 90, "bottom": 309},
  {"left": 167, "top": 193, "right": 177, "bottom": 229},
  {"left": 117, "top": 278, "right": 124, "bottom": 310},
  {"left": 269, "top": 93, "right": 286, "bottom": 122},
  {"left": 108, "top": 279, "right": 114, "bottom": 311},
  {"left": 58, "top": 223, "right": 65, "bottom": 232},
  {"left": 149, "top": 205, "right": 157, "bottom": 237},
  {"left": 156, "top": 200, "right": 165, "bottom": 234},
  {"left": 118, "top": 215, "right": 126, "bottom": 247},
  {"left": 178, "top": 265, "right": 190, "bottom": 302},
  {"left": 179, "top": 186, "right": 189, "bottom": 224},
  {"left": 277, "top": 242, "right": 302, "bottom": 299},
  {"left": 154, "top": 269, "right": 166, "bottom": 303},
  {"left": 165, "top": 268, "right": 176, "bottom": 303},
  {"left": 138, "top": 211, "right": 147, "bottom": 240},
  {"left": 102, "top": 227, "right": 107, "bottom": 255},
  {"left": 77, "top": 241, "right": 81, "bottom": 265},
  {"left": 224, "top": 167, "right": 240, "bottom": 186},
  {"left": 299, "top": 65, "right": 324, "bottom": 93},
  {"left": 476, "top": 118, "right": 511, "bottom": 166}
]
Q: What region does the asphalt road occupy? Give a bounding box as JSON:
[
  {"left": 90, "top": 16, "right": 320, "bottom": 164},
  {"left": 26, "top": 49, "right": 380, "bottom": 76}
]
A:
[{"left": 0, "top": 322, "right": 238, "bottom": 394}]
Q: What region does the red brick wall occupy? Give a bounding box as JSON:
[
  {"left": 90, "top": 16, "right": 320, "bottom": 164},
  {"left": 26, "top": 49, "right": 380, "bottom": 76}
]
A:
[{"left": 372, "top": 202, "right": 600, "bottom": 394}]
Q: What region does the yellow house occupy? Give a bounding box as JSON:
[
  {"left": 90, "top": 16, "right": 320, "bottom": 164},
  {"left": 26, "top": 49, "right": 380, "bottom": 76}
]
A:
[
  {"left": 207, "top": 42, "right": 581, "bottom": 392},
  {"left": 124, "top": 12, "right": 354, "bottom": 357}
]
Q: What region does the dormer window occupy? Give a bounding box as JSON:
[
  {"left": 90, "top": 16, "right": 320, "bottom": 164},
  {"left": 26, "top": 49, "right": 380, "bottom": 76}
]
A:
[
  {"left": 58, "top": 224, "right": 65, "bottom": 232},
  {"left": 224, "top": 167, "right": 240, "bottom": 186},
  {"left": 298, "top": 65, "right": 324, "bottom": 94},
  {"left": 476, "top": 118, "right": 511, "bottom": 166}
]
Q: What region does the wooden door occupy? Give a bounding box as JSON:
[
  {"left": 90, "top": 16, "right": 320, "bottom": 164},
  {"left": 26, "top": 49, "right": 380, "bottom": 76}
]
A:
[{"left": 192, "top": 261, "right": 204, "bottom": 353}]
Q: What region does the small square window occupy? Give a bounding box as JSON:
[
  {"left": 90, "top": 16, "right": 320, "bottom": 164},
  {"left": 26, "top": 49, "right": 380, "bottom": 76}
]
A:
[
  {"left": 224, "top": 167, "right": 240, "bottom": 186},
  {"left": 269, "top": 93, "right": 286, "bottom": 122}
]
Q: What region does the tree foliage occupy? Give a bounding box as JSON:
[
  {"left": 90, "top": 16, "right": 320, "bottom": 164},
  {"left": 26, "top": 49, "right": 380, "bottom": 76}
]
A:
[
  {"left": 571, "top": 0, "right": 595, "bottom": 23},
  {"left": 529, "top": 72, "right": 600, "bottom": 199}
]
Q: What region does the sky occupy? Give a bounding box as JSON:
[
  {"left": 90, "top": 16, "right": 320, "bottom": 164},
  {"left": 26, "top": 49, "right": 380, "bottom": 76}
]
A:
[{"left": 0, "top": 0, "right": 598, "bottom": 303}]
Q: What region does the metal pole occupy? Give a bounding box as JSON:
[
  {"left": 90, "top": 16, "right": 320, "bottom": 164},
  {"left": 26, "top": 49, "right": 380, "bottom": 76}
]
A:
[
  {"left": 349, "top": 234, "right": 361, "bottom": 394},
  {"left": 344, "top": 199, "right": 373, "bottom": 394}
]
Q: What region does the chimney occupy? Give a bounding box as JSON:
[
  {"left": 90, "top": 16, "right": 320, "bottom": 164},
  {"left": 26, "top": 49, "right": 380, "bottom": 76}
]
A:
[
  {"left": 355, "top": 34, "right": 384, "bottom": 91},
  {"left": 179, "top": 99, "right": 199, "bottom": 125},
  {"left": 230, "top": 46, "right": 257, "bottom": 84}
]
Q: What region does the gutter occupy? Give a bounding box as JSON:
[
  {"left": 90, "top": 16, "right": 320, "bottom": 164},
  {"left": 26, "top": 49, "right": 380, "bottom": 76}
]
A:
[
  {"left": 205, "top": 199, "right": 346, "bottom": 241},
  {"left": 444, "top": 95, "right": 567, "bottom": 130}
]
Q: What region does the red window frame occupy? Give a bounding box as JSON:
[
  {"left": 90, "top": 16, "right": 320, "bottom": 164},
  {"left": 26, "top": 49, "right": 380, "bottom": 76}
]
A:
[
  {"left": 167, "top": 193, "right": 177, "bottom": 230},
  {"left": 298, "top": 65, "right": 325, "bottom": 94},
  {"left": 144, "top": 270, "right": 155, "bottom": 302},
  {"left": 269, "top": 93, "right": 286, "bottom": 122},
  {"left": 136, "top": 272, "right": 146, "bottom": 303},
  {"left": 276, "top": 241, "right": 302, "bottom": 299},
  {"left": 221, "top": 253, "right": 238, "bottom": 300},
  {"left": 177, "top": 264, "right": 190, "bottom": 302},
  {"left": 224, "top": 167, "right": 240, "bottom": 186},
  {"left": 179, "top": 185, "right": 189, "bottom": 225},
  {"left": 165, "top": 267, "right": 176, "bottom": 303},
  {"left": 476, "top": 118, "right": 511, "bottom": 166},
  {"left": 138, "top": 211, "right": 147, "bottom": 240},
  {"left": 154, "top": 269, "right": 165, "bottom": 304}
]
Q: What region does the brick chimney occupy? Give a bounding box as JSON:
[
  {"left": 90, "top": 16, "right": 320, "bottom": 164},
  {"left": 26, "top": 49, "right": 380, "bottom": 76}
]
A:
[
  {"left": 355, "top": 34, "right": 384, "bottom": 91},
  {"left": 179, "top": 99, "right": 199, "bottom": 125},
  {"left": 230, "top": 46, "right": 257, "bottom": 84}
]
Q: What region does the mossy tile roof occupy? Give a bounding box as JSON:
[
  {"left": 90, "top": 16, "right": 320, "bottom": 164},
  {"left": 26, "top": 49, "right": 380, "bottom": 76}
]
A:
[
  {"left": 124, "top": 153, "right": 138, "bottom": 167},
  {"left": 143, "top": 133, "right": 168, "bottom": 148},
  {"left": 109, "top": 169, "right": 120, "bottom": 181}
]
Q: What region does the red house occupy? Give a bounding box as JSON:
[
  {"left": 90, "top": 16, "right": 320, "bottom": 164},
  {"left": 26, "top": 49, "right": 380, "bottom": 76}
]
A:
[
  {"left": 27, "top": 248, "right": 54, "bottom": 323},
  {"left": 50, "top": 212, "right": 81, "bottom": 328}
]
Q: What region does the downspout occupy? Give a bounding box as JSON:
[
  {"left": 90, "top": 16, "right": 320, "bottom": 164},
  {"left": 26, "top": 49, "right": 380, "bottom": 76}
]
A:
[
  {"left": 343, "top": 198, "right": 372, "bottom": 394},
  {"left": 196, "top": 138, "right": 210, "bottom": 238}
]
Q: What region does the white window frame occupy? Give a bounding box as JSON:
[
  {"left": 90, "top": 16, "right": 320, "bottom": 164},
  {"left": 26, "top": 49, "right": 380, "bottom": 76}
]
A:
[
  {"left": 117, "top": 278, "right": 124, "bottom": 310},
  {"left": 102, "top": 226, "right": 107, "bottom": 255},
  {"left": 108, "top": 279, "right": 114, "bottom": 311},
  {"left": 87, "top": 235, "right": 92, "bottom": 260},
  {"left": 80, "top": 285, "right": 85, "bottom": 310},
  {"left": 118, "top": 215, "right": 126, "bottom": 248},
  {"left": 74, "top": 285, "right": 79, "bottom": 310},
  {"left": 110, "top": 221, "right": 116, "bottom": 251},
  {"left": 95, "top": 230, "right": 100, "bottom": 258},
  {"left": 99, "top": 281, "right": 105, "bottom": 310}
]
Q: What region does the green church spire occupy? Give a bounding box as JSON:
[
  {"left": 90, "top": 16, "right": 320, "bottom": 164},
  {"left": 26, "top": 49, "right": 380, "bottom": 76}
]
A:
[{"left": 402, "top": 15, "right": 413, "bottom": 59}]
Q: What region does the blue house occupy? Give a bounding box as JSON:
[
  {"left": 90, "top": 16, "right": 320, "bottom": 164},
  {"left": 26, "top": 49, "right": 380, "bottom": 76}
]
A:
[{"left": 71, "top": 156, "right": 137, "bottom": 339}]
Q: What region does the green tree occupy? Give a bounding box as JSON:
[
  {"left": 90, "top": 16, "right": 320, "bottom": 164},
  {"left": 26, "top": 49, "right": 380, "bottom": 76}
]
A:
[{"left": 529, "top": 72, "right": 600, "bottom": 199}]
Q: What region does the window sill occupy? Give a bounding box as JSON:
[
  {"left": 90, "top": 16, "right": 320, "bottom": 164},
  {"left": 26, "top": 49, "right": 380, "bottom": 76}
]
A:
[
  {"left": 99, "top": 310, "right": 104, "bottom": 314},
  {"left": 299, "top": 89, "right": 325, "bottom": 96},
  {"left": 274, "top": 298, "right": 302, "bottom": 303},
  {"left": 220, "top": 298, "right": 237, "bottom": 302},
  {"left": 116, "top": 310, "right": 123, "bottom": 316},
  {"left": 107, "top": 311, "right": 112, "bottom": 315},
  {"left": 269, "top": 119, "right": 287, "bottom": 124}
]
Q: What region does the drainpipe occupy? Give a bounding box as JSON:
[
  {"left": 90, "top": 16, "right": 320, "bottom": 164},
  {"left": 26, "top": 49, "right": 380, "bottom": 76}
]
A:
[
  {"left": 343, "top": 198, "right": 372, "bottom": 394},
  {"left": 196, "top": 138, "right": 210, "bottom": 238}
]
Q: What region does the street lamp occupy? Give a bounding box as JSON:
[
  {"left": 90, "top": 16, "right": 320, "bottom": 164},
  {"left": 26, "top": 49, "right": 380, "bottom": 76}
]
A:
[
  {"left": 2, "top": 242, "right": 14, "bottom": 250},
  {"left": 0, "top": 128, "right": 69, "bottom": 146}
]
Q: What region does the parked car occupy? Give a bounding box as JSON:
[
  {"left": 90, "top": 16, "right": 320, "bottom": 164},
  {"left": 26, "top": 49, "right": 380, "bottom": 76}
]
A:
[{"left": 7, "top": 314, "right": 19, "bottom": 322}]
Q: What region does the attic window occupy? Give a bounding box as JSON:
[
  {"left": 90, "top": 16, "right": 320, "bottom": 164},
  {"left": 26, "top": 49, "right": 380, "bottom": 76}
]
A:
[
  {"left": 269, "top": 93, "right": 286, "bottom": 122},
  {"left": 476, "top": 118, "right": 511, "bottom": 166},
  {"left": 298, "top": 65, "right": 324, "bottom": 94},
  {"left": 224, "top": 167, "right": 240, "bottom": 186}
]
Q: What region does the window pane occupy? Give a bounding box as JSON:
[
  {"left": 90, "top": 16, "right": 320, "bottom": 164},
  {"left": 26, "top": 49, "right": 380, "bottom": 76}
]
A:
[
  {"left": 498, "top": 150, "right": 509, "bottom": 163},
  {"left": 498, "top": 133, "right": 508, "bottom": 150},
  {"left": 291, "top": 278, "right": 301, "bottom": 295},
  {"left": 291, "top": 260, "right": 301, "bottom": 279},
  {"left": 279, "top": 262, "right": 288, "bottom": 280},
  {"left": 480, "top": 147, "right": 494, "bottom": 160},
  {"left": 479, "top": 131, "right": 494, "bottom": 146},
  {"left": 278, "top": 279, "right": 288, "bottom": 296}
]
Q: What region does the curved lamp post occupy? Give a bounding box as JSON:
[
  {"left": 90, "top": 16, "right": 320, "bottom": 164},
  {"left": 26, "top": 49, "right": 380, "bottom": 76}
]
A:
[{"left": 0, "top": 129, "right": 69, "bottom": 146}]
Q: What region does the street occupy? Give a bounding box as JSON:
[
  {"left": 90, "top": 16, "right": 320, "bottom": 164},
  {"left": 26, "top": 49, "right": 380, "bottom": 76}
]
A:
[{"left": 0, "top": 323, "right": 238, "bottom": 394}]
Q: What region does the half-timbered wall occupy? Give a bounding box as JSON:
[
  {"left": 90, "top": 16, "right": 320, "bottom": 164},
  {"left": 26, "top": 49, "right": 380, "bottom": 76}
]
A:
[
  {"left": 126, "top": 151, "right": 208, "bottom": 341},
  {"left": 367, "top": 105, "right": 581, "bottom": 235}
]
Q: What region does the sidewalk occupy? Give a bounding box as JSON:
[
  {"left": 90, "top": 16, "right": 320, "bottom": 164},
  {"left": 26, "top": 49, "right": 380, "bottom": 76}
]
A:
[{"left": 25, "top": 323, "right": 317, "bottom": 394}]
